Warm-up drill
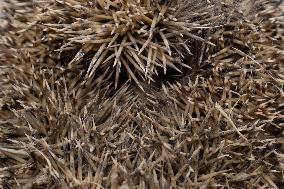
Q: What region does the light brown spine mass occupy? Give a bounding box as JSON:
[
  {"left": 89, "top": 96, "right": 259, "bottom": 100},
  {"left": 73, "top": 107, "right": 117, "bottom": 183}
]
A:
[{"left": 0, "top": 0, "right": 283, "bottom": 188}]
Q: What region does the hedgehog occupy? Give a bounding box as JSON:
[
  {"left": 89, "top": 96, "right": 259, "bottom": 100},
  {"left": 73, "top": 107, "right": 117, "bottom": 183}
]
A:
[{"left": 0, "top": 0, "right": 283, "bottom": 188}]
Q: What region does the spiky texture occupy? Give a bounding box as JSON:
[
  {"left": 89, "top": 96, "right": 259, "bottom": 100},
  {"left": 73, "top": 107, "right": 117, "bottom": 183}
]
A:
[
  {"left": 3, "top": 0, "right": 228, "bottom": 89},
  {"left": 0, "top": 0, "right": 284, "bottom": 188}
]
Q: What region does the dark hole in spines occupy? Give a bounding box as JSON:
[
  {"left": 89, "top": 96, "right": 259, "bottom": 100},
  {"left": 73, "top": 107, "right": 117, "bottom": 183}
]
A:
[
  {"left": 152, "top": 66, "right": 184, "bottom": 88},
  {"left": 58, "top": 40, "right": 213, "bottom": 95},
  {"left": 59, "top": 49, "right": 79, "bottom": 66}
]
